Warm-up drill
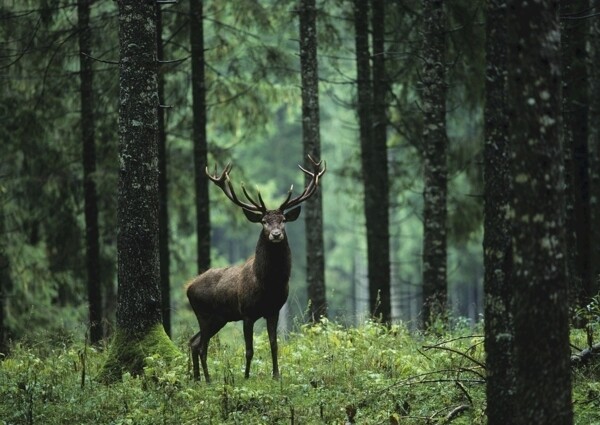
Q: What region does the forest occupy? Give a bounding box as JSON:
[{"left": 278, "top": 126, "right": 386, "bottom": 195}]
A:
[{"left": 0, "top": 0, "right": 599, "bottom": 424}]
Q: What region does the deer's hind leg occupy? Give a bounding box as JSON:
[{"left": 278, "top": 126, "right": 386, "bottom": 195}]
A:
[
  {"left": 189, "top": 331, "right": 202, "bottom": 381},
  {"left": 193, "top": 319, "right": 226, "bottom": 383}
]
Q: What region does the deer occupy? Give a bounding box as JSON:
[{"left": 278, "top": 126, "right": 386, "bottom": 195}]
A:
[{"left": 186, "top": 155, "right": 326, "bottom": 382}]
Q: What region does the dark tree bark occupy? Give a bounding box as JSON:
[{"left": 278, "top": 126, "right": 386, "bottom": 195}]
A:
[
  {"left": 562, "top": 1, "right": 592, "bottom": 313},
  {"left": 354, "top": 0, "right": 391, "bottom": 323},
  {"left": 190, "top": 0, "right": 211, "bottom": 275},
  {"left": 0, "top": 211, "right": 10, "bottom": 355},
  {"left": 483, "top": 1, "right": 514, "bottom": 423},
  {"left": 370, "top": 0, "right": 391, "bottom": 323},
  {"left": 156, "top": 5, "right": 171, "bottom": 338},
  {"left": 508, "top": 1, "right": 573, "bottom": 424},
  {"left": 590, "top": 0, "right": 600, "bottom": 283},
  {"left": 99, "top": 0, "right": 179, "bottom": 382},
  {"left": 298, "top": 0, "right": 327, "bottom": 321},
  {"left": 78, "top": 0, "right": 103, "bottom": 345},
  {"left": 420, "top": 0, "right": 448, "bottom": 327}
]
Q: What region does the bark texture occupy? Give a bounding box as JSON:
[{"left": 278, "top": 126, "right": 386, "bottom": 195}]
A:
[
  {"left": 299, "top": 0, "right": 327, "bottom": 321},
  {"left": 100, "top": 0, "right": 179, "bottom": 382},
  {"left": 354, "top": 0, "right": 391, "bottom": 322},
  {"left": 0, "top": 211, "right": 9, "bottom": 355},
  {"left": 421, "top": 0, "right": 447, "bottom": 327},
  {"left": 157, "top": 6, "right": 171, "bottom": 337},
  {"left": 508, "top": 1, "right": 573, "bottom": 423},
  {"left": 590, "top": 0, "right": 600, "bottom": 283},
  {"left": 562, "top": 0, "right": 592, "bottom": 312},
  {"left": 483, "top": 1, "right": 514, "bottom": 423},
  {"left": 370, "top": 0, "right": 391, "bottom": 323},
  {"left": 78, "top": 0, "right": 103, "bottom": 344},
  {"left": 190, "top": 0, "right": 211, "bottom": 275}
]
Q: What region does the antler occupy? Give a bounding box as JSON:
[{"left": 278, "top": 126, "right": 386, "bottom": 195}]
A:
[
  {"left": 205, "top": 163, "right": 267, "bottom": 213},
  {"left": 279, "top": 154, "right": 327, "bottom": 211}
]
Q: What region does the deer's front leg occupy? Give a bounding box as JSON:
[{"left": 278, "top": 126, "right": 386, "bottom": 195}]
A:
[
  {"left": 243, "top": 319, "right": 254, "bottom": 379},
  {"left": 266, "top": 314, "right": 280, "bottom": 379}
]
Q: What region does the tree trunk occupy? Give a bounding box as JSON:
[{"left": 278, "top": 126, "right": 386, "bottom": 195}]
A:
[
  {"left": 562, "top": 1, "right": 592, "bottom": 313},
  {"left": 370, "top": 0, "right": 391, "bottom": 323},
  {"left": 420, "top": 0, "right": 448, "bottom": 328},
  {"left": 190, "top": 0, "right": 211, "bottom": 275},
  {"left": 156, "top": 5, "right": 171, "bottom": 338},
  {"left": 508, "top": 1, "right": 573, "bottom": 423},
  {"left": 354, "top": 0, "right": 391, "bottom": 323},
  {"left": 99, "top": 0, "right": 179, "bottom": 383},
  {"left": 483, "top": 1, "right": 514, "bottom": 423},
  {"left": 78, "top": 0, "right": 103, "bottom": 345},
  {"left": 590, "top": 0, "right": 600, "bottom": 284},
  {"left": 298, "top": 0, "right": 327, "bottom": 321},
  {"left": 0, "top": 210, "right": 10, "bottom": 355}
]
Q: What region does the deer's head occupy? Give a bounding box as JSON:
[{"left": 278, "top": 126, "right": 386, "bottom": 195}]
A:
[{"left": 206, "top": 155, "right": 326, "bottom": 244}]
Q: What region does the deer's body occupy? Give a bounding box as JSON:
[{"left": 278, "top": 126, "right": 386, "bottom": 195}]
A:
[
  {"left": 187, "top": 229, "right": 291, "bottom": 325},
  {"left": 187, "top": 157, "right": 325, "bottom": 382}
]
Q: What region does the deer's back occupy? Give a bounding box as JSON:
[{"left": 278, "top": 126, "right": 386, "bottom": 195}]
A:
[{"left": 187, "top": 263, "right": 244, "bottom": 319}]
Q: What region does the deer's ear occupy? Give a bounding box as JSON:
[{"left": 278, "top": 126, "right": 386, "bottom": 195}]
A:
[
  {"left": 243, "top": 208, "right": 263, "bottom": 223},
  {"left": 284, "top": 206, "right": 301, "bottom": 222}
]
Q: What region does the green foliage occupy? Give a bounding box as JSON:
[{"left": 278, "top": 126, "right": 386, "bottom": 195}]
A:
[
  {"left": 3, "top": 320, "right": 598, "bottom": 424},
  {"left": 0, "top": 321, "right": 487, "bottom": 424},
  {"left": 97, "top": 324, "right": 183, "bottom": 384}
]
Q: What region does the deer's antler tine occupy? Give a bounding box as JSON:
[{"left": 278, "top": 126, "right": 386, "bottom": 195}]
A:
[
  {"left": 257, "top": 190, "right": 267, "bottom": 211},
  {"left": 298, "top": 164, "right": 315, "bottom": 177},
  {"left": 278, "top": 185, "right": 294, "bottom": 211},
  {"left": 205, "top": 162, "right": 265, "bottom": 212},
  {"left": 307, "top": 153, "right": 323, "bottom": 169},
  {"left": 280, "top": 156, "right": 326, "bottom": 211},
  {"left": 241, "top": 183, "right": 267, "bottom": 212}
]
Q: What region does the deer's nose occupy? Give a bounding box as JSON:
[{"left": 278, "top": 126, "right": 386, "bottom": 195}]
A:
[{"left": 270, "top": 230, "right": 283, "bottom": 241}]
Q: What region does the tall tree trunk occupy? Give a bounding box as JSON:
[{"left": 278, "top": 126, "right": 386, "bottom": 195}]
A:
[
  {"left": 483, "top": 1, "right": 514, "bottom": 423},
  {"left": 99, "top": 0, "right": 179, "bottom": 382},
  {"left": 298, "top": 0, "right": 327, "bottom": 321},
  {"left": 562, "top": 1, "right": 592, "bottom": 313},
  {"left": 190, "top": 0, "right": 211, "bottom": 275},
  {"left": 156, "top": 5, "right": 171, "bottom": 338},
  {"left": 354, "top": 0, "right": 391, "bottom": 323},
  {"left": 0, "top": 210, "right": 10, "bottom": 355},
  {"left": 508, "top": 1, "right": 573, "bottom": 423},
  {"left": 420, "top": 0, "right": 448, "bottom": 328},
  {"left": 590, "top": 0, "right": 600, "bottom": 285},
  {"left": 78, "top": 0, "right": 103, "bottom": 345},
  {"left": 370, "top": 0, "right": 391, "bottom": 323}
]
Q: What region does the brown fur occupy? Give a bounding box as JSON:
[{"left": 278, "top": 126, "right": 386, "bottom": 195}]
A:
[{"left": 186, "top": 209, "right": 298, "bottom": 382}]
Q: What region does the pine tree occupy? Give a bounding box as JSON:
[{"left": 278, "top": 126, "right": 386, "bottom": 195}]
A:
[
  {"left": 483, "top": 0, "right": 514, "bottom": 423},
  {"left": 190, "top": 0, "right": 211, "bottom": 275},
  {"left": 420, "top": 0, "right": 448, "bottom": 327},
  {"left": 354, "top": 0, "right": 392, "bottom": 322},
  {"left": 99, "top": 0, "right": 179, "bottom": 382},
  {"left": 78, "top": 0, "right": 103, "bottom": 344},
  {"left": 298, "top": 0, "right": 327, "bottom": 321},
  {"left": 508, "top": 0, "right": 573, "bottom": 423}
]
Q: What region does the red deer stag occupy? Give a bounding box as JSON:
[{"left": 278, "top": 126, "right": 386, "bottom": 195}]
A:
[{"left": 186, "top": 156, "right": 326, "bottom": 382}]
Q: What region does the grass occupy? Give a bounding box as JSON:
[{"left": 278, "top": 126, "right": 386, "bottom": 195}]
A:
[{"left": 0, "top": 319, "right": 599, "bottom": 424}]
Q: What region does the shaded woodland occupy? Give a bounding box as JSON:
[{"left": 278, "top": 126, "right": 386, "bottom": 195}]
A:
[{"left": 1, "top": 0, "right": 599, "bottom": 423}]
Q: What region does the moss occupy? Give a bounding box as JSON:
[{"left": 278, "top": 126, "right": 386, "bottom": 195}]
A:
[{"left": 97, "top": 323, "right": 182, "bottom": 383}]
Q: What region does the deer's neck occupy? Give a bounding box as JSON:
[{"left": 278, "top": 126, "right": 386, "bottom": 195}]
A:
[{"left": 253, "top": 232, "right": 292, "bottom": 286}]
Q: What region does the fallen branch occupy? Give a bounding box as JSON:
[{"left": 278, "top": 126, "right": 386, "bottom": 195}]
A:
[
  {"left": 571, "top": 342, "right": 600, "bottom": 367},
  {"left": 422, "top": 344, "right": 486, "bottom": 369},
  {"left": 442, "top": 404, "right": 470, "bottom": 424}
]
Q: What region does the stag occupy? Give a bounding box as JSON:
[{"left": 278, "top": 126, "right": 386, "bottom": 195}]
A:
[{"left": 186, "top": 156, "right": 326, "bottom": 382}]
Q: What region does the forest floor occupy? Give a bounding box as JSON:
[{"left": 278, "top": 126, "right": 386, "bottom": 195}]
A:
[{"left": 0, "top": 319, "right": 598, "bottom": 424}]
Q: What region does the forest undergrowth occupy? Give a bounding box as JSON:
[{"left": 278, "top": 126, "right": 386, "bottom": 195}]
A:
[{"left": 0, "top": 319, "right": 598, "bottom": 425}]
